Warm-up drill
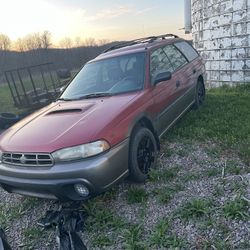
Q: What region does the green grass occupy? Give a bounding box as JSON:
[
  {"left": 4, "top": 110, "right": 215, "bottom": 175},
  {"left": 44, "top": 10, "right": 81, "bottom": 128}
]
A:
[
  {"left": 85, "top": 206, "right": 126, "bottom": 231},
  {"left": 0, "top": 84, "right": 20, "bottom": 113},
  {"left": 150, "top": 218, "right": 186, "bottom": 248},
  {"left": 149, "top": 166, "right": 180, "bottom": 182},
  {"left": 165, "top": 84, "right": 250, "bottom": 166},
  {"left": 175, "top": 147, "right": 189, "bottom": 157},
  {"left": 22, "top": 227, "right": 43, "bottom": 249},
  {"left": 153, "top": 184, "right": 184, "bottom": 204},
  {"left": 164, "top": 147, "right": 175, "bottom": 157},
  {"left": 96, "top": 188, "right": 118, "bottom": 202},
  {"left": 0, "top": 205, "right": 21, "bottom": 227},
  {"left": 178, "top": 199, "right": 214, "bottom": 219},
  {"left": 154, "top": 189, "right": 172, "bottom": 204},
  {"left": 226, "top": 159, "right": 243, "bottom": 175},
  {"left": 92, "top": 234, "right": 114, "bottom": 247},
  {"left": 121, "top": 223, "right": 145, "bottom": 249},
  {"left": 232, "top": 181, "right": 247, "bottom": 195},
  {"left": 205, "top": 167, "right": 221, "bottom": 177},
  {"left": 127, "top": 187, "right": 148, "bottom": 204},
  {"left": 150, "top": 218, "right": 170, "bottom": 246},
  {"left": 213, "top": 184, "right": 225, "bottom": 197},
  {"left": 0, "top": 197, "right": 39, "bottom": 228},
  {"left": 200, "top": 238, "right": 232, "bottom": 250},
  {"left": 204, "top": 145, "right": 222, "bottom": 158},
  {"left": 222, "top": 197, "right": 249, "bottom": 219},
  {"left": 181, "top": 172, "right": 201, "bottom": 182}
]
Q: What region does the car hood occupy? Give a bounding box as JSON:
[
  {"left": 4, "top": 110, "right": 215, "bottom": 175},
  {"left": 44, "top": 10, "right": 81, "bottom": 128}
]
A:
[{"left": 0, "top": 93, "right": 140, "bottom": 153}]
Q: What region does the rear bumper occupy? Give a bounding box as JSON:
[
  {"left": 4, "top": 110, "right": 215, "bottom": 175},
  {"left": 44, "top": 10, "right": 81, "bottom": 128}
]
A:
[{"left": 0, "top": 139, "right": 129, "bottom": 201}]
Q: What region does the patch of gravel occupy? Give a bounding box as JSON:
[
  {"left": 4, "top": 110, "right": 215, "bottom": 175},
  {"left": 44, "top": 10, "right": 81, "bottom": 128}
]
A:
[
  {"left": 0, "top": 140, "right": 249, "bottom": 249},
  {"left": 0, "top": 189, "right": 23, "bottom": 205}
]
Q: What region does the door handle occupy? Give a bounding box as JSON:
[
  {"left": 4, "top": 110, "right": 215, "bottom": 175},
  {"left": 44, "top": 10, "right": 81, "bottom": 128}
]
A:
[{"left": 176, "top": 80, "right": 181, "bottom": 88}]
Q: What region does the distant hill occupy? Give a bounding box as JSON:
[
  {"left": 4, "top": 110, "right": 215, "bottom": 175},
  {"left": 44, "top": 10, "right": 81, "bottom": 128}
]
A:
[{"left": 0, "top": 44, "right": 113, "bottom": 84}]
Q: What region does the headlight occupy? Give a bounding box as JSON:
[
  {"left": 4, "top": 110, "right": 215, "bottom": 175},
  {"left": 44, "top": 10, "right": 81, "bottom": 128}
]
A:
[{"left": 52, "top": 140, "right": 110, "bottom": 162}]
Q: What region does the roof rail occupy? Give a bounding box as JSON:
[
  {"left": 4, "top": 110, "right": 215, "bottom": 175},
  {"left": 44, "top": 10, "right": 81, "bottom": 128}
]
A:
[{"left": 104, "top": 34, "right": 179, "bottom": 53}]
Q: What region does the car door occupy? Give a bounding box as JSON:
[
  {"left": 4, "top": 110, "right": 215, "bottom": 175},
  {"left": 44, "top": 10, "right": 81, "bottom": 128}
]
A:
[
  {"left": 150, "top": 46, "right": 185, "bottom": 135},
  {"left": 174, "top": 41, "right": 200, "bottom": 103},
  {"left": 163, "top": 45, "right": 192, "bottom": 110}
]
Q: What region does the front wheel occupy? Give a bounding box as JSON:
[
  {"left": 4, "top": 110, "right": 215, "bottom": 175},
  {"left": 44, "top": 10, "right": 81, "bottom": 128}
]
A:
[{"left": 129, "top": 127, "right": 158, "bottom": 182}]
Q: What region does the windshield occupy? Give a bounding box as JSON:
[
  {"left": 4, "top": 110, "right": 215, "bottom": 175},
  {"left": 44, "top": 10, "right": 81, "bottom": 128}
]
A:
[{"left": 60, "top": 52, "right": 146, "bottom": 100}]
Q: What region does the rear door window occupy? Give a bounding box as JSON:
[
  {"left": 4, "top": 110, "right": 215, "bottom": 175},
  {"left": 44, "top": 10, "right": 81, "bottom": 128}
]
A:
[
  {"left": 163, "top": 45, "right": 188, "bottom": 71},
  {"left": 175, "top": 41, "right": 199, "bottom": 62}
]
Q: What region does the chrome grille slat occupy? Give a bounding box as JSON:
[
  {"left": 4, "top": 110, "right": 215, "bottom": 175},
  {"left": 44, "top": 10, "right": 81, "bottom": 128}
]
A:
[{"left": 2, "top": 152, "right": 53, "bottom": 167}]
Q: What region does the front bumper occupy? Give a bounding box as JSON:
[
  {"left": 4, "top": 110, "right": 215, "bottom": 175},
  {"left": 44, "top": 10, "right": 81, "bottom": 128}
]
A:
[{"left": 0, "top": 139, "right": 129, "bottom": 201}]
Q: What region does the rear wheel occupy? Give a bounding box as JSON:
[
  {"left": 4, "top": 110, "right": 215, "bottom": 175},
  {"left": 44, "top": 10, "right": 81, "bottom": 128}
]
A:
[
  {"left": 193, "top": 80, "right": 205, "bottom": 109},
  {"left": 129, "top": 126, "right": 157, "bottom": 182}
]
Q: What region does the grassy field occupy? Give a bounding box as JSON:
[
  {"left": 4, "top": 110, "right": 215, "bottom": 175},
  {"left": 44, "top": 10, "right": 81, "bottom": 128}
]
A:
[
  {"left": 0, "top": 84, "right": 20, "bottom": 114},
  {"left": 0, "top": 84, "right": 249, "bottom": 249},
  {"left": 165, "top": 84, "right": 250, "bottom": 166}
]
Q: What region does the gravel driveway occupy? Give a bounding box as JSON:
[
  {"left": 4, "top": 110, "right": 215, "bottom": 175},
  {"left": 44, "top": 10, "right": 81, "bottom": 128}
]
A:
[{"left": 0, "top": 139, "right": 249, "bottom": 249}]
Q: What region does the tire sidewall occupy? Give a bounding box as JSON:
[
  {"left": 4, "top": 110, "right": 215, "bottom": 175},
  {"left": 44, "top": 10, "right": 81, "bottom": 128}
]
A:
[
  {"left": 129, "top": 127, "right": 157, "bottom": 182},
  {"left": 194, "top": 80, "right": 205, "bottom": 109}
]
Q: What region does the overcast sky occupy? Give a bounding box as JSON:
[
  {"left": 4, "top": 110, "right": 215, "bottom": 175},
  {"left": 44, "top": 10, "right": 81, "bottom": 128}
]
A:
[{"left": 0, "top": 0, "right": 188, "bottom": 43}]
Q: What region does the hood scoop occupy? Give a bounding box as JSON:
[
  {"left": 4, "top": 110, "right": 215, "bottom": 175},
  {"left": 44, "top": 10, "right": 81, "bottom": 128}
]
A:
[
  {"left": 46, "top": 103, "right": 95, "bottom": 116},
  {"left": 47, "top": 109, "right": 82, "bottom": 115}
]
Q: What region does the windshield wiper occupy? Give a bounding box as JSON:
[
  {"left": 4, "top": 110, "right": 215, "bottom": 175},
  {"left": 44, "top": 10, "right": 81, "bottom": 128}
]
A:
[
  {"left": 57, "top": 97, "right": 74, "bottom": 101},
  {"left": 76, "top": 92, "right": 112, "bottom": 100}
]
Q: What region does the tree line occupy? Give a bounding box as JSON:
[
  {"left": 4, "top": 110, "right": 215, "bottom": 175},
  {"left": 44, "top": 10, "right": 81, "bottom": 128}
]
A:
[
  {"left": 0, "top": 31, "right": 109, "bottom": 51},
  {"left": 0, "top": 31, "right": 115, "bottom": 84}
]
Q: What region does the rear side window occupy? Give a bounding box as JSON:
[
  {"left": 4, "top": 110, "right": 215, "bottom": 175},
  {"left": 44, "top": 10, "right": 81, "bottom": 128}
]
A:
[
  {"left": 175, "top": 41, "right": 199, "bottom": 62},
  {"left": 150, "top": 48, "right": 174, "bottom": 81},
  {"left": 163, "top": 45, "right": 188, "bottom": 71}
]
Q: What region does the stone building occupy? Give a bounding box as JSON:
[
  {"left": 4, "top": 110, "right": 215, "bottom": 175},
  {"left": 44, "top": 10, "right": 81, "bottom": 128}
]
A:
[{"left": 189, "top": 0, "right": 250, "bottom": 87}]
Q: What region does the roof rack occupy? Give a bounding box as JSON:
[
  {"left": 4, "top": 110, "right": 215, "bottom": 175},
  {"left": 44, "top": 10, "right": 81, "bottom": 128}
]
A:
[{"left": 104, "top": 34, "right": 179, "bottom": 53}]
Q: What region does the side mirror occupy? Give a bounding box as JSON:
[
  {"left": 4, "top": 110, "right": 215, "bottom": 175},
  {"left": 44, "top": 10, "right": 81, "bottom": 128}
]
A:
[{"left": 154, "top": 71, "right": 172, "bottom": 85}]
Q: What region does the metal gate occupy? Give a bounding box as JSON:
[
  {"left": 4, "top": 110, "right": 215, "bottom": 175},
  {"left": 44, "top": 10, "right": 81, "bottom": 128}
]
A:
[{"left": 4, "top": 63, "right": 66, "bottom": 109}]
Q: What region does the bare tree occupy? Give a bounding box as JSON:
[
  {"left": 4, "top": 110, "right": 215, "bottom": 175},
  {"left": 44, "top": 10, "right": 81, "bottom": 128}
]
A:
[
  {"left": 83, "top": 37, "right": 97, "bottom": 47},
  {"left": 40, "top": 30, "right": 52, "bottom": 49},
  {"left": 59, "top": 37, "right": 73, "bottom": 49},
  {"left": 23, "top": 33, "right": 42, "bottom": 50},
  {"left": 98, "top": 39, "right": 110, "bottom": 46},
  {"left": 74, "top": 36, "right": 84, "bottom": 48},
  {"left": 14, "top": 31, "right": 52, "bottom": 51},
  {"left": 0, "top": 34, "right": 11, "bottom": 51},
  {"left": 14, "top": 38, "right": 26, "bottom": 52}
]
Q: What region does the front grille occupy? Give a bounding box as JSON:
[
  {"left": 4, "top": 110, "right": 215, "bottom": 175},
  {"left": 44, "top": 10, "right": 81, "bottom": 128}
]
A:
[{"left": 2, "top": 152, "right": 53, "bottom": 167}]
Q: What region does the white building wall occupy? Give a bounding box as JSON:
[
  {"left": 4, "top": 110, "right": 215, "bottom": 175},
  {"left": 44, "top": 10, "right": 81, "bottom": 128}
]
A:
[{"left": 192, "top": 0, "right": 250, "bottom": 87}]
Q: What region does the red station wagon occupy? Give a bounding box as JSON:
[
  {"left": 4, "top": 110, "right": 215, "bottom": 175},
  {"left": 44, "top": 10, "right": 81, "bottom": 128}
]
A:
[{"left": 0, "top": 34, "right": 206, "bottom": 200}]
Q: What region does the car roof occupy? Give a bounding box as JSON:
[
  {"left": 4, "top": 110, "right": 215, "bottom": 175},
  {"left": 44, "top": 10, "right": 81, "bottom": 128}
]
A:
[{"left": 90, "top": 34, "right": 186, "bottom": 62}]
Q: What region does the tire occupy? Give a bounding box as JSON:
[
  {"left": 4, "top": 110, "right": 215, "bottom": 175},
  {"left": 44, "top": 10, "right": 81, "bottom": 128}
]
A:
[
  {"left": 129, "top": 126, "right": 158, "bottom": 182},
  {"left": 193, "top": 80, "right": 205, "bottom": 109}
]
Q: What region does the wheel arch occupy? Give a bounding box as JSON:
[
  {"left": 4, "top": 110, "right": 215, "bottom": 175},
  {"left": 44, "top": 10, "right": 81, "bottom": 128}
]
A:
[{"left": 128, "top": 114, "right": 160, "bottom": 150}]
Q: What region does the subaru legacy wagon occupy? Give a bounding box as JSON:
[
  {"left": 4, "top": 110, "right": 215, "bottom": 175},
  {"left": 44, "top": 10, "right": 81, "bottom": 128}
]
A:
[{"left": 0, "top": 34, "right": 206, "bottom": 200}]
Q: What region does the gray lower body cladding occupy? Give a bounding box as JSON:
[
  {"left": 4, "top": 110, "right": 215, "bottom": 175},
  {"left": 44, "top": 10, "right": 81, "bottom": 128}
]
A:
[{"left": 0, "top": 139, "right": 129, "bottom": 201}]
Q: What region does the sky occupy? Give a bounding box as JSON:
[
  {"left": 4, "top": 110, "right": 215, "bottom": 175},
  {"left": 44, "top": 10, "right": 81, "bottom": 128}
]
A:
[{"left": 0, "top": 0, "right": 188, "bottom": 44}]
